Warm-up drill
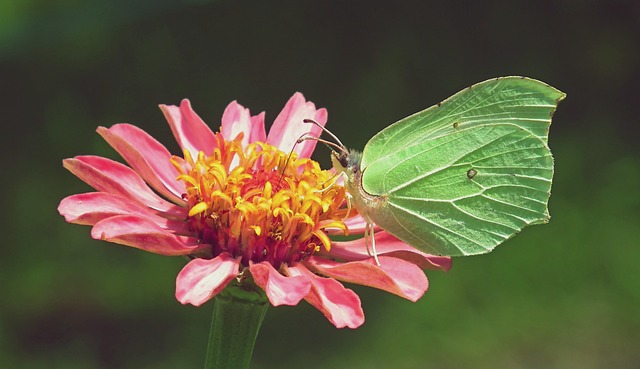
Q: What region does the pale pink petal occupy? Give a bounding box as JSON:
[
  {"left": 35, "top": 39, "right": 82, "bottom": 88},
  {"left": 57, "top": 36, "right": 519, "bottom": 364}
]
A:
[
  {"left": 266, "top": 93, "right": 328, "bottom": 158},
  {"left": 91, "top": 215, "right": 206, "bottom": 256},
  {"left": 326, "top": 214, "right": 369, "bottom": 235},
  {"left": 249, "top": 112, "right": 266, "bottom": 143},
  {"left": 249, "top": 261, "right": 310, "bottom": 306},
  {"left": 286, "top": 264, "right": 364, "bottom": 329},
  {"left": 63, "top": 156, "right": 185, "bottom": 217},
  {"left": 220, "top": 101, "right": 253, "bottom": 147},
  {"left": 220, "top": 102, "right": 268, "bottom": 167},
  {"left": 160, "top": 99, "right": 218, "bottom": 158},
  {"left": 305, "top": 256, "right": 427, "bottom": 302},
  {"left": 344, "top": 215, "right": 370, "bottom": 232},
  {"left": 58, "top": 193, "right": 188, "bottom": 233},
  {"left": 175, "top": 253, "right": 240, "bottom": 306},
  {"left": 97, "top": 124, "right": 186, "bottom": 204},
  {"left": 328, "top": 231, "right": 453, "bottom": 271}
]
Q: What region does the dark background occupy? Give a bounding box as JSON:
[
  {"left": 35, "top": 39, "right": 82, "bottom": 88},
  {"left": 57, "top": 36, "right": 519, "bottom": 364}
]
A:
[{"left": 2, "top": 1, "right": 639, "bottom": 368}]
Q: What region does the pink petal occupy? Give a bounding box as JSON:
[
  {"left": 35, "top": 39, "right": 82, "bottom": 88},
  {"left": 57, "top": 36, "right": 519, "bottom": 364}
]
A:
[
  {"left": 91, "top": 215, "right": 206, "bottom": 256},
  {"left": 62, "top": 156, "right": 185, "bottom": 217},
  {"left": 326, "top": 214, "right": 369, "bottom": 235},
  {"left": 343, "top": 215, "right": 368, "bottom": 232},
  {"left": 221, "top": 101, "right": 257, "bottom": 147},
  {"left": 286, "top": 264, "right": 364, "bottom": 329},
  {"left": 97, "top": 124, "right": 186, "bottom": 204},
  {"left": 329, "top": 231, "right": 453, "bottom": 271},
  {"left": 266, "top": 93, "right": 328, "bottom": 158},
  {"left": 160, "top": 99, "right": 218, "bottom": 158},
  {"left": 305, "top": 256, "right": 428, "bottom": 302},
  {"left": 175, "top": 253, "right": 240, "bottom": 306},
  {"left": 249, "top": 261, "right": 311, "bottom": 306},
  {"left": 249, "top": 112, "right": 266, "bottom": 143},
  {"left": 58, "top": 193, "right": 188, "bottom": 233}
]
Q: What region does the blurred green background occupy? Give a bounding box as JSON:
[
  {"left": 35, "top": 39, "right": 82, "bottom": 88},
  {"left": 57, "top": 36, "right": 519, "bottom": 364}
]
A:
[{"left": 2, "top": 0, "right": 639, "bottom": 368}]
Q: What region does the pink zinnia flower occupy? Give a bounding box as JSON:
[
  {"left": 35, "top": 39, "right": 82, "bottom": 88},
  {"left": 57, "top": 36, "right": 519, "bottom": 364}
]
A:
[{"left": 58, "top": 93, "right": 451, "bottom": 329}]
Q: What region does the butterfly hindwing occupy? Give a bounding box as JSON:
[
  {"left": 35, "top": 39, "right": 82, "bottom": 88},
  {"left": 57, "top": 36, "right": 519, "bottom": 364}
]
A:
[{"left": 362, "top": 124, "right": 553, "bottom": 256}]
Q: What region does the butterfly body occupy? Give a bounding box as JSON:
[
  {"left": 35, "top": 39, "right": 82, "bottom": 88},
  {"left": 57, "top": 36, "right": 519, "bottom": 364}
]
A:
[{"left": 332, "top": 77, "right": 565, "bottom": 257}]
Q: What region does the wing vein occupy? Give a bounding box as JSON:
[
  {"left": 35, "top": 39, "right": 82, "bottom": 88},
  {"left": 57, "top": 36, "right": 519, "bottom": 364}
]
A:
[
  {"left": 449, "top": 202, "right": 520, "bottom": 232},
  {"left": 388, "top": 202, "right": 491, "bottom": 252},
  {"left": 386, "top": 130, "right": 537, "bottom": 194}
]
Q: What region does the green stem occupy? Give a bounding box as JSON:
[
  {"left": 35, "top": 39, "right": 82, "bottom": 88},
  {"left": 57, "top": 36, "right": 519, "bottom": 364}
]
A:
[{"left": 204, "top": 283, "right": 269, "bottom": 369}]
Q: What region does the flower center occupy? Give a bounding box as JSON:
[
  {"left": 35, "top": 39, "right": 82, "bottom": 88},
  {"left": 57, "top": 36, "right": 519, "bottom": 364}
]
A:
[{"left": 172, "top": 133, "right": 348, "bottom": 269}]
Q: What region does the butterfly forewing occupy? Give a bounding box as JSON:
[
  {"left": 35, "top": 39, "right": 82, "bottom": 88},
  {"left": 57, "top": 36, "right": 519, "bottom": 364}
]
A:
[{"left": 361, "top": 77, "right": 564, "bottom": 171}]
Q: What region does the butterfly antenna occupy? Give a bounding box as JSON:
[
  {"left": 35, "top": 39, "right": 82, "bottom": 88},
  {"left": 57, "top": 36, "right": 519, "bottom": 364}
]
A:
[
  {"left": 278, "top": 118, "right": 345, "bottom": 186},
  {"left": 303, "top": 118, "right": 348, "bottom": 154},
  {"left": 277, "top": 134, "right": 305, "bottom": 187},
  {"left": 297, "top": 134, "right": 344, "bottom": 153}
]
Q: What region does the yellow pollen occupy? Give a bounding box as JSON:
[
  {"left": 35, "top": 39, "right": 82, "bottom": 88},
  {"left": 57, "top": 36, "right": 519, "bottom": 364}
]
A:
[
  {"left": 188, "top": 201, "right": 209, "bottom": 217},
  {"left": 250, "top": 225, "right": 261, "bottom": 236},
  {"left": 173, "top": 133, "right": 348, "bottom": 268}
]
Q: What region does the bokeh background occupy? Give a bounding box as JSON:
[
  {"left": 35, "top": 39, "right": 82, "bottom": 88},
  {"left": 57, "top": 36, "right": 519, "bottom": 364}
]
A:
[{"left": 2, "top": 0, "right": 639, "bottom": 368}]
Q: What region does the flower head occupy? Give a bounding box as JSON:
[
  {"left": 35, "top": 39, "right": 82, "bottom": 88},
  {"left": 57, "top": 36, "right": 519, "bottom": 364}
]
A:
[{"left": 58, "top": 93, "right": 451, "bottom": 328}]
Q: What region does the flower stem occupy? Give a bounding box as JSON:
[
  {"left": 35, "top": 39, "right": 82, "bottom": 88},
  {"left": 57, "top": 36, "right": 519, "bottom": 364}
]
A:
[{"left": 204, "top": 283, "right": 269, "bottom": 369}]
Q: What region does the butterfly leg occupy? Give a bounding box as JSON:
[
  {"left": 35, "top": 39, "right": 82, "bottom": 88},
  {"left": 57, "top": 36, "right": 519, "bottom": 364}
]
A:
[
  {"left": 341, "top": 190, "right": 353, "bottom": 222},
  {"left": 316, "top": 171, "right": 354, "bottom": 222},
  {"left": 316, "top": 171, "right": 341, "bottom": 192},
  {"left": 339, "top": 171, "right": 355, "bottom": 221},
  {"left": 365, "top": 218, "right": 380, "bottom": 266}
]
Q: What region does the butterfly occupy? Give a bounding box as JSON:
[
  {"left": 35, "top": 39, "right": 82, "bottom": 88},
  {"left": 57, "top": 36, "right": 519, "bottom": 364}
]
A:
[{"left": 322, "top": 77, "right": 565, "bottom": 256}]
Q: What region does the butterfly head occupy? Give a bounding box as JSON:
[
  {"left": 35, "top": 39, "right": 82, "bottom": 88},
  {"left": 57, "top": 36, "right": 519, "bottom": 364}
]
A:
[
  {"left": 300, "top": 118, "right": 362, "bottom": 177},
  {"left": 331, "top": 148, "right": 362, "bottom": 175}
]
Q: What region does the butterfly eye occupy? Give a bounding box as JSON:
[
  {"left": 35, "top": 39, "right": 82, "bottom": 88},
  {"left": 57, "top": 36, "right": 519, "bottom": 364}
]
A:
[{"left": 339, "top": 152, "right": 350, "bottom": 168}]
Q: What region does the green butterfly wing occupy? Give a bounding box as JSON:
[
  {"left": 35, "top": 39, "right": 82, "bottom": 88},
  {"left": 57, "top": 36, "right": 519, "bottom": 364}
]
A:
[{"left": 360, "top": 77, "right": 565, "bottom": 256}]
